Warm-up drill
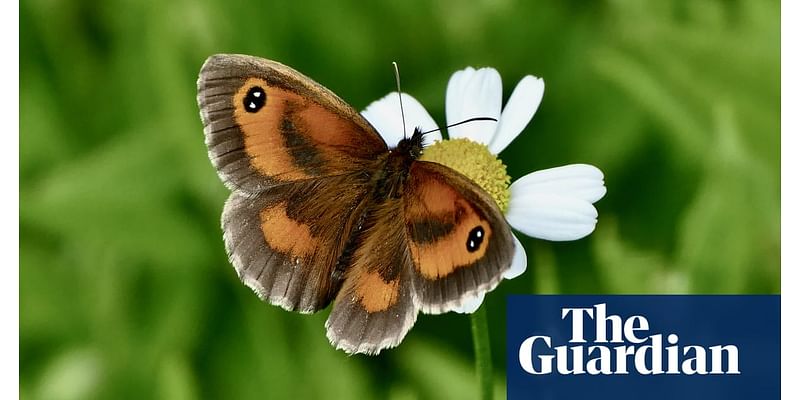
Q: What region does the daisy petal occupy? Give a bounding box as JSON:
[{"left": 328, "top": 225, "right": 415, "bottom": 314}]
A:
[
  {"left": 510, "top": 164, "right": 606, "bottom": 203},
  {"left": 446, "top": 67, "right": 502, "bottom": 145},
  {"left": 446, "top": 67, "right": 476, "bottom": 127},
  {"left": 503, "top": 233, "right": 528, "bottom": 279},
  {"left": 362, "top": 92, "right": 439, "bottom": 148},
  {"left": 489, "top": 76, "right": 545, "bottom": 154},
  {"left": 505, "top": 192, "right": 599, "bottom": 241},
  {"left": 451, "top": 292, "right": 485, "bottom": 314}
]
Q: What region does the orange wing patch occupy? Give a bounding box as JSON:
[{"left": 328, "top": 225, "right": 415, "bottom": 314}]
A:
[
  {"left": 233, "top": 78, "right": 314, "bottom": 181},
  {"left": 355, "top": 271, "right": 401, "bottom": 313},
  {"left": 259, "top": 201, "right": 319, "bottom": 257},
  {"left": 406, "top": 172, "right": 460, "bottom": 218}
]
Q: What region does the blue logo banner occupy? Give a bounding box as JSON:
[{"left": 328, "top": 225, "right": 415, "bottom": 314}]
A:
[{"left": 506, "top": 295, "right": 779, "bottom": 400}]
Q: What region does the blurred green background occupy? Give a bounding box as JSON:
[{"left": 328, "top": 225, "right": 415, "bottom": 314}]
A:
[{"left": 20, "top": 0, "right": 779, "bottom": 399}]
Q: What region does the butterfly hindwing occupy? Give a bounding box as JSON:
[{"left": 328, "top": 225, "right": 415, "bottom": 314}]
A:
[
  {"left": 404, "top": 161, "right": 515, "bottom": 314},
  {"left": 198, "top": 54, "right": 387, "bottom": 193},
  {"left": 325, "top": 196, "right": 417, "bottom": 355},
  {"left": 222, "top": 173, "right": 375, "bottom": 313}
]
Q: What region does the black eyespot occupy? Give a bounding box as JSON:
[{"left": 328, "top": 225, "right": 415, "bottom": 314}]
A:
[
  {"left": 466, "top": 226, "right": 485, "bottom": 252},
  {"left": 243, "top": 86, "right": 266, "bottom": 113}
]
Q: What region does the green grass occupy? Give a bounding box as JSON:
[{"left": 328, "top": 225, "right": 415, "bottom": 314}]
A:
[{"left": 20, "top": 0, "right": 779, "bottom": 399}]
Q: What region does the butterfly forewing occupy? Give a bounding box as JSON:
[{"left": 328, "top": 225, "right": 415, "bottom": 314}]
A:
[
  {"left": 198, "top": 54, "right": 387, "bottom": 193},
  {"left": 403, "top": 161, "right": 515, "bottom": 314}
]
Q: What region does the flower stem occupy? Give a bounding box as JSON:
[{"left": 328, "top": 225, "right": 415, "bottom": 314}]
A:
[{"left": 470, "top": 304, "right": 493, "bottom": 400}]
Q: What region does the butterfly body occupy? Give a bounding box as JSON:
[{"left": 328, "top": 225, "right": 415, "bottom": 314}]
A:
[
  {"left": 329, "top": 133, "right": 419, "bottom": 289},
  {"left": 198, "top": 54, "right": 514, "bottom": 354}
]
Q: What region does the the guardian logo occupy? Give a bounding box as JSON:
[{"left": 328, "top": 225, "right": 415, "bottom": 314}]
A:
[
  {"left": 518, "top": 303, "right": 740, "bottom": 376},
  {"left": 506, "top": 295, "right": 779, "bottom": 399}
]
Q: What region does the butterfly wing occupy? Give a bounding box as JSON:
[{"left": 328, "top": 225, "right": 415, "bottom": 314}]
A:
[
  {"left": 325, "top": 161, "right": 515, "bottom": 354},
  {"left": 404, "top": 161, "right": 515, "bottom": 314},
  {"left": 222, "top": 175, "right": 373, "bottom": 313},
  {"left": 198, "top": 54, "right": 388, "bottom": 193},
  {"left": 198, "top": 54, "right": 387, "bottom": 312},
  {"left": 325, "top": 196, "right": 418, "bottom": 355}
]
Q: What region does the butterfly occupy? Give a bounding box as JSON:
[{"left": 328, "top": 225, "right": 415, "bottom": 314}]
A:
[{"left": 197, "top": 54, "right": 514, "bottom": 355}]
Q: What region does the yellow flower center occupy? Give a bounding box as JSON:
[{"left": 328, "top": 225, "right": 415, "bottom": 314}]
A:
[{"left": 421, "top": 138, "right": 511, "bottom": 212}]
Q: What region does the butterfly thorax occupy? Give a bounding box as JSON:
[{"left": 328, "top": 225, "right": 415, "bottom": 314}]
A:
[
  {"left": 393, "top": 127, "right": 425, "bottom": 162},
  {"left": 371, "top": 127, "right": 425, "bottom": 200}
]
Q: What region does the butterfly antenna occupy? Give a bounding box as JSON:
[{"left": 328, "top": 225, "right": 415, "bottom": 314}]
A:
[
  {"left": 392, "top": 61, "right": 407, "bottom": 139},
  {"left": 420, "top": 116, "right": 498, "bottom": 135}
]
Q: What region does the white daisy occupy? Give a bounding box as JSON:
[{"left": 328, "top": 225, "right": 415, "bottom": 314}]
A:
[{"left": 361, "top": 67, "right": 606, "bottom": 314}]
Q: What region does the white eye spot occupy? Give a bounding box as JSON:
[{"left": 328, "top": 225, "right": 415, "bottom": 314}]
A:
[
  {"left": 249, "top": 102, "right": 256, "bottom": 109},
  {"left": 253, "top": 92, "right": 261, "bottom": 97}
]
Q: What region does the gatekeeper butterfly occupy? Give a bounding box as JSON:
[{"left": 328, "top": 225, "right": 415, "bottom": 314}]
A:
[{"left": 197, "top": 54, "right": 514, "bottom": 355}]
